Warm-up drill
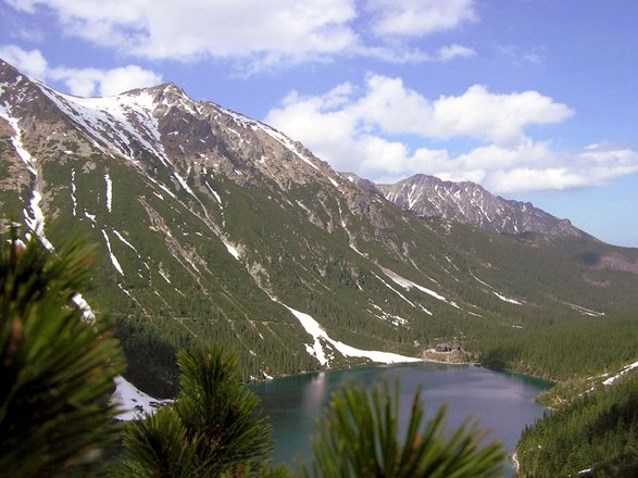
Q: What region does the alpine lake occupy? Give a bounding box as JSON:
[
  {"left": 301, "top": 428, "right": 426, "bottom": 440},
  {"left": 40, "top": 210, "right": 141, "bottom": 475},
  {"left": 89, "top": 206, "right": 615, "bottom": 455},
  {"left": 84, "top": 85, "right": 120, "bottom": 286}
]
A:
[{"left": 251, "top": 362, "right": 551, "bottom": 477}]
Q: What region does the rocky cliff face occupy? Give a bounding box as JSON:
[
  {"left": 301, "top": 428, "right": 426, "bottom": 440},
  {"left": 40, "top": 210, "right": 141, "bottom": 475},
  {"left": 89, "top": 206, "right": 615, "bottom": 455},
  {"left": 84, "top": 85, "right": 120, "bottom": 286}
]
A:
[{"left": 375, "top": 174, "right": 589, "bottom": 238}]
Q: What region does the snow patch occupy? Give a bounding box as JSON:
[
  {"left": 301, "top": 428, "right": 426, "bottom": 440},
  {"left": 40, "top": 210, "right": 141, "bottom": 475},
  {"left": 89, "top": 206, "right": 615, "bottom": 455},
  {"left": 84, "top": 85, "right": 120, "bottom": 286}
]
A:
[
  {"left": 71, "top": 292, "right": 95, "bottom": 324},
  {"left": 407, "top": 183, "right": 423, "bottom": 210},
  {"left": 101, "top": 230, "right": 124, "bottom": 275},
  {"left": 173, "top": 172, "right": 195, "bottom": 196},
  {"left": 156, "top": 181, "right": 177, "bottom": 199},
  {"left": 418, "top": 304, "right": 433, "bottom": 316},
  {"left": 471, "top": 271, "right": 523, "bottom": 305},
  {"left": 0, "top": 108, "right": 37, "bottom": 175},
  {"left": 372, "top": 272, "right": 416, "bottom": 308},
  {"left": 565, "top": 302, "right": 605, "bottom": 317},
  {"left": 105, "top": 173, "right": 112, "bottom": 212},
  {"left": 296, "top": 200, "right": 312, "bottom": 216},
  {"left": 349, "top": 243, "right": 367, "bottom": 258},
  {"left": 283, "top": 304, "right": 420, "bottom": 366},
  {"left": 23, "top": 191, "right": 54, "bottom": 251},
  {"left": 492, "top": 291, "right": 522, "bottom": 305},
  {"left": 224, "top": 241, "right": 240, "bottom": 260},
  {"left": 158, "top": 267, "right": 172, "bottom": 284},
  {"left": 381, "top": 267, "right": 459, "bottom": 309},
  {"left": 603, "top": 360, "right": 638, "bottom": 386},
  {"left": 205, "top": 181, "right": 223, "bottom": 205},
  {"left": 70, "top": 169, "right": 77, "bottom": 216},
  {"left": 113, "top": 229, "right": 138, "bottom": 253},
  {"left": 368, "top": 302, "right": 409, "bottom": 326},
  {"left": 111, "top": 376, "right": 169, "bottom": 421},
  {"left": 42, "top": 88, "right": 171, "bottom": 167},
  {"left": 84, "top": 210, "right": 97, "bottom": 224}
]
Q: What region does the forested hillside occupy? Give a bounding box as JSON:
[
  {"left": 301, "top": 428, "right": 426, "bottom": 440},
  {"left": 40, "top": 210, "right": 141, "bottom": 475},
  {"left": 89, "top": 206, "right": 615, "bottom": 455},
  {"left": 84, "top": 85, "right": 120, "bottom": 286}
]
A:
[
  {"left": 470, "top": 312, "right": 638, "bottom": 477},
  {"left": 2, "top": 60, "right": 638, "bottom": 403},
  {"left": 517, "top": 371, "right": 638, "bottom": 477},
  {"left": 472, "top": 315, "right": 638, "bottom": 381}
]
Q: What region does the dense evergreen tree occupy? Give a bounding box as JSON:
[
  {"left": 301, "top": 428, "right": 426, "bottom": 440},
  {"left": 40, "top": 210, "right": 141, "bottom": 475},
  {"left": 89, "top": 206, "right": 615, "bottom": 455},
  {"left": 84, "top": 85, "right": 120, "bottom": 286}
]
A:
[
  {"left": 0, "top": 225, "right": 125, "bottom": 477},
  {"left": 118, "top": 345, "right": 275, "bottom": 477}
]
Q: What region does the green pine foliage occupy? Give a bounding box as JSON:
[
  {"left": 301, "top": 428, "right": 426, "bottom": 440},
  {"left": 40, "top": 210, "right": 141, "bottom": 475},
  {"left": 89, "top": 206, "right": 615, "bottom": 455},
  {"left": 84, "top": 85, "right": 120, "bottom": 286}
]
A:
[
  {"left": 118, "top": 407, "right": 206, "bottom": 477},
  {"left": 0, "top": 225, "right": 126, "bottom": 477},
  {"left": 301, "top": 382, "right": 505, "bottom": 478},
  {"left": 175, "top": 346, "right": 274, "bottom": 470},
  {"left": 118, "top": 345, "right": 275, "bottom": 477}
]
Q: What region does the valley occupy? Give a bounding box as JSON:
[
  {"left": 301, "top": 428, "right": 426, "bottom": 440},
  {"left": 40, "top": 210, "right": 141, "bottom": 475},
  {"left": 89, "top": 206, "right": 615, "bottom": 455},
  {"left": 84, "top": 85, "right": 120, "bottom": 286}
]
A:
[{"left": 1, "top": 59, "right": 638, "bottom": 476}]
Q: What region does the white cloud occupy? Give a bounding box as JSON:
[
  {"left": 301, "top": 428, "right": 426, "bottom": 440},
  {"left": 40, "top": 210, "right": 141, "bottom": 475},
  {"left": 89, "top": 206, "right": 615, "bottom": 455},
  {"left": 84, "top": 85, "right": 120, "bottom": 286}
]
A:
[
  {"left": 0, "top": 45, "right": 162, "bottom": 96},
  {"left": 4, "top": 1, "right": 478, "bottom": 71},
  {"left": 285, "top": 73, "right": 573, "bottom": 145},
  {"left": 437, "top": 43, "right": 476, "bottom": 62},
  {"left": 50, "top": 65, "right": 163, "bottom": 96},
  {"left": 352, "top": 43, "right": 475, "bottom": 65},
  {"left": 430, "top": 84, "right": 573, "bottom": 144},
  {"left": 366, "top": 0, "right": 478, "bottom": 37},
  {"left": 265, "top": 75, "right": 638, "bottom": 193},
  {"left": 6, "top": 0, "right": 359, "bottom": 66},
  {"left": 0, "top": 44, "right": 48, "bottom": 78}
]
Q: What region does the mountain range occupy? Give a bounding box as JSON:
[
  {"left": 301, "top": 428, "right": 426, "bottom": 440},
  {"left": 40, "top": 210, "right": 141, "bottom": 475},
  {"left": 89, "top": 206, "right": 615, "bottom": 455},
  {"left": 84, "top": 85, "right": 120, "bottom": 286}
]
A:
[
  {"left": 1, "top": 59, "right": 637, "bottom": 396},
  {"left": 350, "top": 173, "right": 588, "bottom": 238}
]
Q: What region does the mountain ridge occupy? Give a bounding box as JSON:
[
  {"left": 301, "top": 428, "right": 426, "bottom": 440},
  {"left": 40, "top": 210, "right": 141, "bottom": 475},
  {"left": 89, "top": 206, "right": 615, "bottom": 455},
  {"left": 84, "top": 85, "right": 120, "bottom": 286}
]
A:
[
  {"left": 1, "top": 58, "right": 637, "bottom": 397},
  {"left": 345, "top": 172, "right": 590, "bottom": 239}
]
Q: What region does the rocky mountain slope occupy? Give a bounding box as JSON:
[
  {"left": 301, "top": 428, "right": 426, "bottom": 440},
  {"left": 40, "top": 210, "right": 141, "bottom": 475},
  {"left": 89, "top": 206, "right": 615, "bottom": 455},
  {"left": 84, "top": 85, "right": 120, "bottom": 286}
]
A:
[
  {"left": 364, "top": 173, "right": 588, "bottom": 238},
  {"left": 1, "top": 59, "right": 637, "bottom": 396}
]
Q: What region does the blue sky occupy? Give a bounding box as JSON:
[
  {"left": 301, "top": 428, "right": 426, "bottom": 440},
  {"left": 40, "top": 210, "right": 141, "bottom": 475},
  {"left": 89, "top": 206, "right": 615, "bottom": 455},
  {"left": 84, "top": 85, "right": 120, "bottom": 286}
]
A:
[{"left": 1, "top": 0, "right": 637, "bottom": 247}]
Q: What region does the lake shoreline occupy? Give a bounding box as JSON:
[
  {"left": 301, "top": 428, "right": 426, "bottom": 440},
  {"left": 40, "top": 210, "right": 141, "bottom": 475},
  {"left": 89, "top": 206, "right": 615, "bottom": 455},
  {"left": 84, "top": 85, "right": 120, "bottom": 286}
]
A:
[
  {"left": 250, "top": 350, "right": 477, "bottom": 385},
  {"left": 253, "top": 361, "right": 550, "bottom": 477}
]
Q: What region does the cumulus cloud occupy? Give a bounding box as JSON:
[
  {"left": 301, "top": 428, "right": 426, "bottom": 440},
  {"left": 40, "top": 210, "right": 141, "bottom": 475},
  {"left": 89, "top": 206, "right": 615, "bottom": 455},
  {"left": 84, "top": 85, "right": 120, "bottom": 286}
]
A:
[
  {"left": 429, "top": 84, "right": 573, "bottom": 144},
  {"left": 0, "top": 45, "right": 162, "bottom": 96},
  {"left": 269, "top": 73, "right": 573, "bottom": 145},
  {"left": 0, "top": 44, "right": 48, "bottom": 77},
  {"left": 265, "top": 75, "right": 638, "bottom": 193},
  {"left": 4, "top": 0, "right": 478, "bottom": 71}
]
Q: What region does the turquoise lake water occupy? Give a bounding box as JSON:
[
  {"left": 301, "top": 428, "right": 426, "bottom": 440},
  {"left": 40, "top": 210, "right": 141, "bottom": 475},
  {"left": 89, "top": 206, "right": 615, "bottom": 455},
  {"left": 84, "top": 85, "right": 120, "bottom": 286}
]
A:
[{"left": 252, "top": 362, "right": 551, "bottom": 476}]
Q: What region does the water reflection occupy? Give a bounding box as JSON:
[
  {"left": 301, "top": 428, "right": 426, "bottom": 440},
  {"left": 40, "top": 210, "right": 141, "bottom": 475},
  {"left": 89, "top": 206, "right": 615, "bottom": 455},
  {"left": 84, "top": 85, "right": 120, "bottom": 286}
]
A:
[
  {"left": 302, "top": 371, "right": 327, "bottom": 416},
  {"left": 252, "top": 362, "right": 550, "bottom": 474}
]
